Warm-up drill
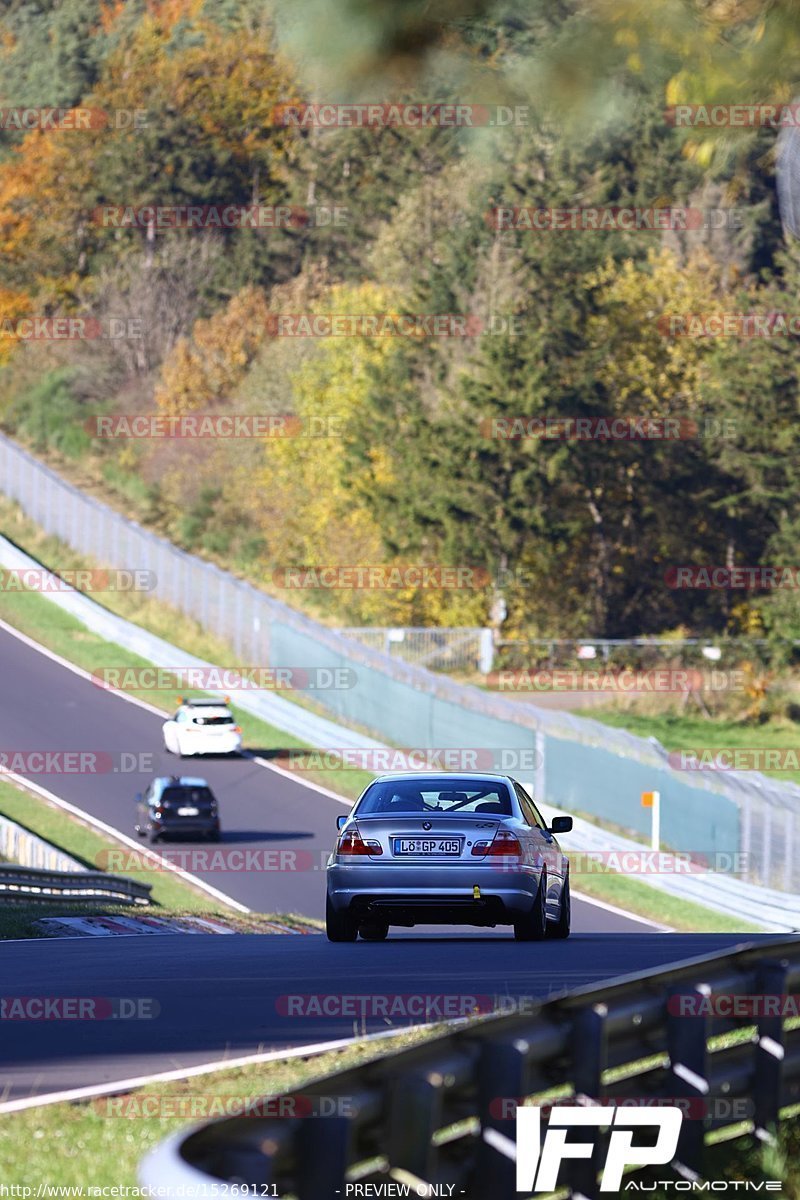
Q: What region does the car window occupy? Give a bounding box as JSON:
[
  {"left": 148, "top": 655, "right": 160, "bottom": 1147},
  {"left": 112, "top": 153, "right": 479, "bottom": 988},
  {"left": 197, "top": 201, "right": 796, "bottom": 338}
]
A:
[
  {"left": 161, "top": 786, "right": 215, "bottom": 808},
  {"left": 192, "top": 714, "right": 234, "bottom": 726},
  {"left": 357, "top": 778, "right": 513, "bottom": 815},
  {"left": 175, "top": 709, "right": 189, "bottom": 724},
  {"left": 514, "top": 782, "right": 546, "bottom": 829}
]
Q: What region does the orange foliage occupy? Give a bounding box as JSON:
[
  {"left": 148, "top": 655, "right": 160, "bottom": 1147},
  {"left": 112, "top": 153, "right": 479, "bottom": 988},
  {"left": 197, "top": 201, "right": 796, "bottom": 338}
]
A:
[
  {"left": 0, "top": 129, "right": 90, "bottom": 299},
  {"left": 155, "top": 287, "right": 271, "bottom": 415},
  {"left": 0, "top": 287, "right": 33, "bottom": 363},
  {"left": 98, "top": 2, "right": 126, "bottom": 34}
]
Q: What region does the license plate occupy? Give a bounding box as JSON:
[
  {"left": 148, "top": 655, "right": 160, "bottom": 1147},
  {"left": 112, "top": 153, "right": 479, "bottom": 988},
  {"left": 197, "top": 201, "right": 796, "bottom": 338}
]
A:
[
  {"left": 178, "top": 806, "right": 199, "bottom": 817},
  {"left": 393, "top": 837, "right": 462, "bottom": 856}
]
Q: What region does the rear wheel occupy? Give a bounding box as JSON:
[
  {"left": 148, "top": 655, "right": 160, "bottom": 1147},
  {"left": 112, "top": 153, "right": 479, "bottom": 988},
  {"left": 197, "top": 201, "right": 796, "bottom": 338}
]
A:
[
  {"left": 359, "top": 920, "right": 388, "bottom": 942},
  {"left": 148, "top": 827, "right": 160, "bottom": 845},
  {"left": 326, "top": 894, "right": 358, "bottom": 943},
  {"left": 546, "top": 872, "right": 571, "bottom": 939},
  {"left": 514, "top": 874, "right": 547, "bottom": 941}
]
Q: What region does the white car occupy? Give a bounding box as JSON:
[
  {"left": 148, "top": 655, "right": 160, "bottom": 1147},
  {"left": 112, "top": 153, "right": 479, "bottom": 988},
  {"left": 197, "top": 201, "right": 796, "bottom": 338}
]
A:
[{"left": 162, "top": 697, "right": 242, "bottom": 757}]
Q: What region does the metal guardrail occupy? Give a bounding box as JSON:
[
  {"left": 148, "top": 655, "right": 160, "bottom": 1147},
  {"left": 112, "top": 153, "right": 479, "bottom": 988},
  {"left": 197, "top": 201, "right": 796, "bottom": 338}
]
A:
[
  {"left": 140, "top": 938, "right": 800, "bottom": 1198},
  {"left": 0, "top": 865, "right": 151, "bottom": 905}
]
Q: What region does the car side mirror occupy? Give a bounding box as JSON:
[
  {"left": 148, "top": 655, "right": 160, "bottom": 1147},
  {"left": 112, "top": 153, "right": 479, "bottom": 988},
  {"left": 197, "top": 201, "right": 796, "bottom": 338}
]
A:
[
  {"left": 134, "top": 792, "right": 143, "bottom": 804},
  {"left": 336, "top": 814, "right": 348, "bottom": 830},
  {"left": 549, "top": 816, "right": 572, "bottom": 834}
]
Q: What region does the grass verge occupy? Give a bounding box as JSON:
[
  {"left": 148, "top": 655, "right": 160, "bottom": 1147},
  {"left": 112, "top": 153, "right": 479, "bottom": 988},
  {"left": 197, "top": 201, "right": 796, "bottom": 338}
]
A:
[
  {"left": 572, "top": 866, "right": 764, "bottom": 933},
  {"left": 575, "top": 708, "right": 800, "bottom": 786},
  {"left": 0, "top": 1028, "right": 445, "bottom": 1186}
]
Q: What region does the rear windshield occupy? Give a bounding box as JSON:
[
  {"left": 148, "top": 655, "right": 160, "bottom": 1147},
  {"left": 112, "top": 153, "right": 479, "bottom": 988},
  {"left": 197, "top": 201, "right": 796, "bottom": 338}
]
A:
[
  {"left": 191, "top": 715, "right": 234, "bottom": 726},
  {"left": 356, "top": 778, "right": 513, "bottom": 816},
  {"left": 160, "top": 787, "right": 216, "bottom": 809}
]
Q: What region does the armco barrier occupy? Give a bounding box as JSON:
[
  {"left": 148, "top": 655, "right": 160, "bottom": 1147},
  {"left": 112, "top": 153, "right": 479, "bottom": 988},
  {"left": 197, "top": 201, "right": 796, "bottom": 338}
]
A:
[
  {"left": 0, "top": 865, "right": 151, "bottom": 904},
  {"left": 0, "top": 807, "right": 151, "bottom": 905},
  {"left": 1, "top": 432, "right": 799, "bottom": 890},
  {"left": 139, "top": 937, "right": 800, "bottom": 1199}
]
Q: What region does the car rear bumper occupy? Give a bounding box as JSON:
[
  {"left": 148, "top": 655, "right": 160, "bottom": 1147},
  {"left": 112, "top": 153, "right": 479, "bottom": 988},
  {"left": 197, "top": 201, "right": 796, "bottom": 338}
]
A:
[
  {"left": 327, "top": 862, "right": 542, "bottom": 925},
  {"left": 154, "top": 819, "right": 220, "bottom": 836},
  {"left": 182, "top": 735, "right": 242, "bottom": 755}
]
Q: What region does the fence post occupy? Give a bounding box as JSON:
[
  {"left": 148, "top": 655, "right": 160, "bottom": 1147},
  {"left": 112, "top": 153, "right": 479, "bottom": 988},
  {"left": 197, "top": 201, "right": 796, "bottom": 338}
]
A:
[
  {"left": 741, "top": 793, "right": 752, "bottom": 884},
  {"left": 534, "top": 730, "right": 546, "bottom": 803},
  {"left": 752, "top": 959, "right": 788, "bottom": 1140},
  {"left": 762, "top": 805, "right": 772, "bottom": 886},
  {"left": 479, "top": 627, "right": 494, "bottom": 674},
  {"left": 783, "top": 810, "right": 794, "bottom": 891}
]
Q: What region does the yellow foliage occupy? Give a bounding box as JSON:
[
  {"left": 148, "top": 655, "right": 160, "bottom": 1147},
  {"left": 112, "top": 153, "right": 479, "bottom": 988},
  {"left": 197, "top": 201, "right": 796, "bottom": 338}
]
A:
[
  {"left": 596, "top": 0, "right": 800, "bottom": 166},
  {"left": 263, "top": 282, "right": 397, "bottom": 589},
  {"left": 585, "top": 247, "right": 725, "bottom": 414},
  {"left": 260, "top": 282, "right": 489, "bottom": 626}
]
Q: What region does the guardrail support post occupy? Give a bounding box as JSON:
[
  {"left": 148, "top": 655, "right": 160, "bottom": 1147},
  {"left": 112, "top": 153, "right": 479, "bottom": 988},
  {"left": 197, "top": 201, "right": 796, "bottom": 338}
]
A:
[
  {"left": 569, "top": 1003, "right": 609, "bottom": 1199},
  {"left": 667, "top": 986, "right": 710, "bottom": 1177},
  {"left": 475, "top": 1038, "right": 529, "bottom": 1199},
  {"left": 753, "top": 960, "right": 788, "bottom": 1141},
  {"left": 387, "top": 1072, "right": 440, "bottom": 1183},
  {"left": 296, "top": 1115, "right": 351, "bottom": 1200}
]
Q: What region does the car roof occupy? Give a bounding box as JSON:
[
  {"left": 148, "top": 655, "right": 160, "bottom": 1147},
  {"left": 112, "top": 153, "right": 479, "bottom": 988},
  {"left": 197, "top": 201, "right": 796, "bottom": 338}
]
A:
[
  {"left": 152, "top": 776, "right": 210, "bottom": 788},
  {"left": 368, "top": 772, "right": 516, "bottom": 785},
  {"left": 181, "top": 697, "right": 231, "bottom": 707}
]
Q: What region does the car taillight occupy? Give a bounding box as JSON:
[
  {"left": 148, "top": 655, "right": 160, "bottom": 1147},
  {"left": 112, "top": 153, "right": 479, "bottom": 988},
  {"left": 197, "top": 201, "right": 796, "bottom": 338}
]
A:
[
  {"left": 472, "top": 831, "right": 523, "bottom": 857},
  {"left": 338, "top": 829, "right": 382, "bottom": 856},
  {"left": 233, "top": 726, "right": 242, "bottom": 734},
  {"left": 154, "top": 807, "right": 164, "bottom": 817}
]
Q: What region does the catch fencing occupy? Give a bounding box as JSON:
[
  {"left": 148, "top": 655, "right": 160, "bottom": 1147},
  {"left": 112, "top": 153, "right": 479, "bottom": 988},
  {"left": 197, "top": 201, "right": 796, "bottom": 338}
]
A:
[
  {"left": 140, "top": 936, "right": 800, "bottom": 1199},
  {"left": 341, "top": 626, "right": 493, "bottom": 672},
  {"left": 1, "top": 432, "right": 799, "bottom": 891}
]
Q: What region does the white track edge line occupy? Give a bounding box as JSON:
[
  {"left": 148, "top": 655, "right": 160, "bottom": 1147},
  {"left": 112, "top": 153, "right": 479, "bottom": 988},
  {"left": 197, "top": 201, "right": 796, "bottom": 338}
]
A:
[
  {"left": 571, "top": 888, "right": 673, "bottom": 931},
  {"left": 0, "top": 1022, "right": 442, "bottom": 1114}
]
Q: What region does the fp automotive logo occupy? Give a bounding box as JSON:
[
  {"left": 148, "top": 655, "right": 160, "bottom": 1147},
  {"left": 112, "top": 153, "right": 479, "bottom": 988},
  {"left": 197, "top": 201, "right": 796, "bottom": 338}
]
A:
[{"left": 516, "top": 1105, "right": 683, "bottom": 1192}]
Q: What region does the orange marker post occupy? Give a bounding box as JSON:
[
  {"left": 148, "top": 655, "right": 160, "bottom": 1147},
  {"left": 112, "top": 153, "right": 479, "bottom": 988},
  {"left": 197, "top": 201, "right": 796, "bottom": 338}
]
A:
[{"left": 641, "top": 790, "right": 661, "bottom": 851}]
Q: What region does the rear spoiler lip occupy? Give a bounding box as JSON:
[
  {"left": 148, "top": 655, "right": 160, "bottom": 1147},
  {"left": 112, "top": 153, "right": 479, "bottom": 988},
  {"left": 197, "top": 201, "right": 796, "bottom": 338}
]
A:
[{"left": 352, "top": 814, "right": 502, "bottom": 822}]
